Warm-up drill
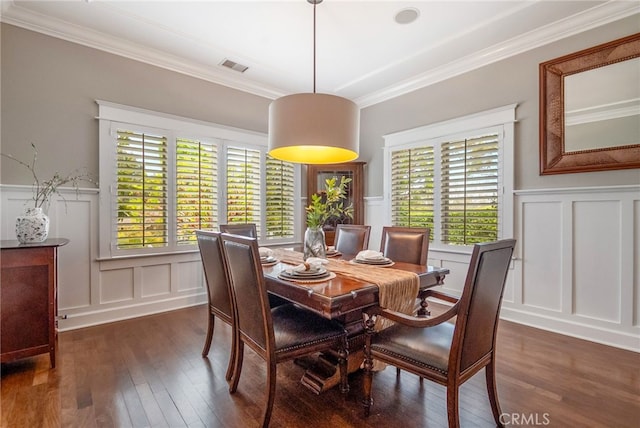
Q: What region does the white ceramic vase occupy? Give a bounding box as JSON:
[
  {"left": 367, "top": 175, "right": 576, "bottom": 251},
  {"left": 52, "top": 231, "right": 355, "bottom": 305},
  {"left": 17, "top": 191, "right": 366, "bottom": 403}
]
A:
[{"left": 16, "top": 207, "right": 50, "bottom": 243}]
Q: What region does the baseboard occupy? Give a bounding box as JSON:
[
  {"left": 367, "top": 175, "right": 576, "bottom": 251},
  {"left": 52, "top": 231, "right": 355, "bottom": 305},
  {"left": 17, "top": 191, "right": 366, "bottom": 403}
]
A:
[
  {"left": 57, "top": 293, "right": 208, "bottom": 331},
  {"left": 500, "top": 307, "right": 640, "bottom": 353}
]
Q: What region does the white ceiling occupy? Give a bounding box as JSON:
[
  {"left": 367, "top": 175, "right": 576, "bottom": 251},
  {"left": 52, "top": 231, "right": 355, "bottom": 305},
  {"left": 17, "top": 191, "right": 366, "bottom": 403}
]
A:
[{"left": 1, "top": 1, "right": 638, "bottom": 107}]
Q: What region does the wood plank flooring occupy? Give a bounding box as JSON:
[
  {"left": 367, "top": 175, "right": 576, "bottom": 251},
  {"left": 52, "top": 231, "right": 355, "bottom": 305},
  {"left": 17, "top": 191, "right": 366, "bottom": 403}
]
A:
[{"left": 1, "top": 304, "right": 638, "bottom": 427}]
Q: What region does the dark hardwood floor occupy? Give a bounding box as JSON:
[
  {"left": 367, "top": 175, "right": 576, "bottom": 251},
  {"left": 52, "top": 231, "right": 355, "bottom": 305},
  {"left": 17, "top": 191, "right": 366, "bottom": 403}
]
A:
[{"left": 1, "top": 304, "right": 638, "bottom": 427}]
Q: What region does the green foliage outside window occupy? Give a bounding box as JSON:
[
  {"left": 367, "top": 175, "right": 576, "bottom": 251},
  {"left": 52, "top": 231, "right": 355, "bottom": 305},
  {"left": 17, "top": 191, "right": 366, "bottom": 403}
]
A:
[{"left": 116, "top": 130, "right": 168, "bottom": 249}]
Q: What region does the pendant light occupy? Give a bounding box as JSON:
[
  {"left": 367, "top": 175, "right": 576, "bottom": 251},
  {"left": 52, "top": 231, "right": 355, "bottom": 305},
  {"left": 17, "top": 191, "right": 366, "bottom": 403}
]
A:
[{"left": 268, "top": 0, "right": 360, "bottom": 164}]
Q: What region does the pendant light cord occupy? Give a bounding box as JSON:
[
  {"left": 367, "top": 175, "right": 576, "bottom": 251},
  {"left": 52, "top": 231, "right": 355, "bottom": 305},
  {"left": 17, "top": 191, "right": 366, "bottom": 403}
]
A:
[{"left": 313, "top": 0, "right": 317, "bottom": 94}]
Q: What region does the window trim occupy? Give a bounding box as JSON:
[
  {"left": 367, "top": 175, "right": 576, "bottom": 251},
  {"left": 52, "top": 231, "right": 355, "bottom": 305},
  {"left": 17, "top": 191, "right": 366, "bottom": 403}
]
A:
[
  {"left": 383, "top": 104, "right": 516, "bottom": 253},
  {"left": 97, "top": 100, "right": 301, "bottom": 259}
]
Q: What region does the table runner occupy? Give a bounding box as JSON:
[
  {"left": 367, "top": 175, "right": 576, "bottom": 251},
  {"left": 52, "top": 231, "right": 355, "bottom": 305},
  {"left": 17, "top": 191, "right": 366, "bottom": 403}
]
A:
[{"left": 271, "top": 249, "right": 419, "bottom": 330}]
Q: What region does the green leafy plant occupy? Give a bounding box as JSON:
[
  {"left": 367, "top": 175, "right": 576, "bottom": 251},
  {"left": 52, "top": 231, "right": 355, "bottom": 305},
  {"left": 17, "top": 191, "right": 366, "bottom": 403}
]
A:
[
  {"left": 305, "top": 176, "right": 354, "bottom": 228},
  {"left": 1, "top": 143, "right": 95, "bottom": 211}
]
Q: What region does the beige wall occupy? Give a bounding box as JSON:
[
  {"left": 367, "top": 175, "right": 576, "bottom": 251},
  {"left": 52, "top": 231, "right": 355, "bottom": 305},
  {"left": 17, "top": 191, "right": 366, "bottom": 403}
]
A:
[
  {"left": 1, "top": 23, "right": 271, "bottom": 185},
  {"left": 359, "top": 15, "right": 640, "bottom": 194},
  {"left": 2, "top": 18, "right": 639, "bottom": 193}
]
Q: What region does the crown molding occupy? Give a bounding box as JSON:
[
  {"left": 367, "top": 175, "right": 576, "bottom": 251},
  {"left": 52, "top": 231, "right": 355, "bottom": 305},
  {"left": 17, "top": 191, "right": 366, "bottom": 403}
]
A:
[
  {"left": 1, "top": 1, "right": 638, "bottom": 108},
  {"left": 355, "top": 2, "right": 640, "bottom": 108},
  {"left": 0, "top": 1, "right": 285, "bottom": 100}
]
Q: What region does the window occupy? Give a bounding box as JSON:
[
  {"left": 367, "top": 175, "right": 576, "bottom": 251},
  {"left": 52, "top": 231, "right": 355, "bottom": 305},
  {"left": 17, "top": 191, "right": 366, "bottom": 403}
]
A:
[
  {"left": 384, "top": 105, "right": 515, "bottom": 251},
  {"left": 265, "top": 156, "right": 295, "bottom": 239},
  {"left": 98, "top": 101, "right": 301, "bottom": 258},
  {"left": 115, "top": 129, "right": 169, "bottom": 249},
  {"left": 390, "top": 146, "right": 434, "bottom": 232},
  {"left": 440, "top": 134, "right": 499, "bottom": 245},
  {"left": 226, "top": 146, "right": 262, "bottom": 233},
  {"left": 176, "top": 138, "right": 217, "bottom": 245}
]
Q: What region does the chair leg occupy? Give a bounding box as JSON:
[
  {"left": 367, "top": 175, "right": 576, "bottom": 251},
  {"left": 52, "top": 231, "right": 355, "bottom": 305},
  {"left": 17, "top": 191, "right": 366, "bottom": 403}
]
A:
[
  {"left": 260, "top": 363, "right": 277, "bottom": 428},
  {"left": 446, "top": 384, "right": 460, "bottom": 428},
  {"left": 486, "top": 360, "right": 505, "bottom": 428},
  {"left": 229, "top": 340, "right": 244, "bottom": 393},
  {"left": 201, "top": 312, "right": 215, "bottom": 357},
  {"left": 225, "top": 321, "right": 236, "bottom": 382}
]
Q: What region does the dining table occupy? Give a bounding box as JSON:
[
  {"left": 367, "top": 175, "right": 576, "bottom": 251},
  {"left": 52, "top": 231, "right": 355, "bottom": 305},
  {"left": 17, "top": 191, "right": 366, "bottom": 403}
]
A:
[{"left": 262, "top": 248, "right": 449, "bottom": 393}]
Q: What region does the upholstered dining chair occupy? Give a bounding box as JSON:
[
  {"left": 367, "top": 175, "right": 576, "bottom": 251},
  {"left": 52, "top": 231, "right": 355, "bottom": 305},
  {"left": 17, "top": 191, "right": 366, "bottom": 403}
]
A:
[
  {"left": 220, "top": 222, "right": 289, "bottom": 309},
  {"left": 380, "top": 226, "right": 430, "bottom": 266},
  {"left": 362, "top": 239, "right": 516, "bottom": 428},
  {"left": 219, "top": 223, "right": 257, "bottom": 238},
  {"left": 195, "top": 230, "right": 236, "bottom": 381},
  {"left": 334, "top": 224, "right": 371, "bottom": 255},
  {"left": 219, "top": 233, "right": 349, "bottom": 428}
]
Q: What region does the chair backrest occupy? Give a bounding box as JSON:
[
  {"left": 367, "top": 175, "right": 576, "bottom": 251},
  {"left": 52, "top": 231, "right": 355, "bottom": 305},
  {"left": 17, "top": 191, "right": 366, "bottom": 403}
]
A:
[
  {"left": 219, "top": 223, "right": 258, "bottom": 238},
  {"left": 451, "top": 239, "right": 516, "bottom": 373},
  {"left": 379, "top": 226, "right": 430, "bottom": 265},
  {"left": 334, "top": 224, "right": 371, "bottom": 255},
  {"left": 219, "top": 233, "right": 273, "bottom": 358},
  {"left": 195, "top": 230, "right": 233, "bottom": 321}
]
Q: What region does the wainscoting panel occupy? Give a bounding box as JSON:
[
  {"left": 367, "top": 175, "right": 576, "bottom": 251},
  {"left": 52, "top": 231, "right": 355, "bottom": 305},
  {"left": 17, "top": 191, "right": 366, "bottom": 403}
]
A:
[
  {"left": 141, "top": 264, "right": 172, "bottom": 297},
  {"left": 521, "top": 201, "right": 563, "bottom": 312},
  {"left": 368, "top": 186, "right": 639, "bottom": 352},
  {"left": 573, "top": 200, "right": 621, "bottom": 323},
  {"left": 363, "top": 196, "right": 384, "bottom": 251},
  {"left": 100, "top": 268, "right": 135, "bottom": 304},
  {"left": 2, "top": 186, "right": 637, "bottom": 350},
  {"left": 506, "top": 186, "right": 639, "bottom": 351},
  {"left": 175, "top": 260, "right": 205, "bottom": 293},
  {"left": 53, "top": 197, "right": 94, "bottom": 309},
  {"left": 0, "top": 185, "right": 208, "bottom": 331},
  {"left": 635, "top": 199, "right": 640, "bottom": 327}
]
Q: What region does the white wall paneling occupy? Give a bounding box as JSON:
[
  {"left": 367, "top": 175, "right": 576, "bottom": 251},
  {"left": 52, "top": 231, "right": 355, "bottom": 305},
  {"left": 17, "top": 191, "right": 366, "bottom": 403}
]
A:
[
  {"left": 369, "top": 185, "right": 639, "bottom": 352},
  {"left": 0, "top": 185, "right": 207, "bottom": 331},
  {"left": 2, "top": 185, "right": 637, "bottom": 350},
  {"left": 507, "top": 185, "right": 639, "bottom": 351},
  {"left": 634, "top": 199, "right": 640, "bottom": 327}
]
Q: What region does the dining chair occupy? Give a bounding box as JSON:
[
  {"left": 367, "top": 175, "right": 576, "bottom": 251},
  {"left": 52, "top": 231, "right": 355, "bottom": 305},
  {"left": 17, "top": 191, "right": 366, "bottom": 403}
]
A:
[
  {"left": 333, "top": 224, "right": 371, "bottom": 255},
  {"left": 380, "top": 226, "right": 430, "bottom": 265},
  {"left": 195, "top": 230, "right": 236, "bottom": 381},
  {"left": 219, "top": 223, "right": 257, "bottom": 238},
  {"left": 220, "top": 222, "right": 289, "bottom": 309},
  {"left": 362, "top": 239, "right": 516, "bottom": 428},
  {"left": 219, "top": 233, "right": 349, "bottom": 428}
]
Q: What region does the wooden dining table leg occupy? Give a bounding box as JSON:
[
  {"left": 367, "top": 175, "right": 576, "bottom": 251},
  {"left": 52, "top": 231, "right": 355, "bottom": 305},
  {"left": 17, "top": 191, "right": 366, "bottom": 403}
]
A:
[{"left": 297, "top": 314, "right": 366, "bottom": 394}]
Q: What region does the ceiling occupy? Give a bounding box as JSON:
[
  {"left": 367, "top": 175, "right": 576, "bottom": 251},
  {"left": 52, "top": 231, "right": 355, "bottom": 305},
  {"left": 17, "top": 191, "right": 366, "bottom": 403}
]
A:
[{"left": 1, "top": 1, "right": 638, "bottom": 107}]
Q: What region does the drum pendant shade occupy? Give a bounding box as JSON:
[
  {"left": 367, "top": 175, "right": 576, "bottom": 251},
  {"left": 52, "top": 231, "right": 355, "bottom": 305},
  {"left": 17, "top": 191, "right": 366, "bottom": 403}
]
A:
[
  {"left": 268, "top": 93, "right": 359, "bottom": 164},
  {"left": 267, "top": 0, "right": 360, "bottom": 164}
]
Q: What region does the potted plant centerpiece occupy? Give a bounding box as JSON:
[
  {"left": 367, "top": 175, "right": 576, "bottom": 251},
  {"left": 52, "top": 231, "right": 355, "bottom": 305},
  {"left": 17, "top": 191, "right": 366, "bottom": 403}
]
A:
[
  {"left": 304, "top": 176, "right": 353, "bottom": 260},
  {"left": 1, "top": 143, "right": 94, "bottom": 243}
]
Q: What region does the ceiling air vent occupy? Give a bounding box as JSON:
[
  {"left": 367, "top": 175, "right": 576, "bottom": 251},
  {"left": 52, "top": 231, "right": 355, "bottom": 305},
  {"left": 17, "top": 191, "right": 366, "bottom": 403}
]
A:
[{"left": 220, "top": 59, "right": 249, "bottom": 73}]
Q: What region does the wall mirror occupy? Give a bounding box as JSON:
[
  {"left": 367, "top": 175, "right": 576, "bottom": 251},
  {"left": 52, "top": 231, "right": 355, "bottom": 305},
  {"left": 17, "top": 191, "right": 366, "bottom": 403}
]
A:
[{"left": 539, "top": 33, "right": 640, "bottom": 175}]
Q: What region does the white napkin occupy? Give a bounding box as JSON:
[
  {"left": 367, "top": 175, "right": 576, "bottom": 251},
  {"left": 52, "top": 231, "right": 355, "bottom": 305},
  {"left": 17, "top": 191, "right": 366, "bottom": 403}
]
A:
[
  {"left": 286, "top": 258, "right": 327, "bottom": 274},
  {"left": 356, "top": 250, "right": 386, "bottom": 261},
  {"left": 259, "top": 247, "right": 274, "bottom": 259}
]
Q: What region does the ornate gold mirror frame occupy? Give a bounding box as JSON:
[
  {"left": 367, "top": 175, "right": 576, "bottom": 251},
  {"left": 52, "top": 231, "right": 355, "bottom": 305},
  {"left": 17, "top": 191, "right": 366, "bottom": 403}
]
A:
[{"left": 539, "top": 33, "right": 640, "bottom": 175}]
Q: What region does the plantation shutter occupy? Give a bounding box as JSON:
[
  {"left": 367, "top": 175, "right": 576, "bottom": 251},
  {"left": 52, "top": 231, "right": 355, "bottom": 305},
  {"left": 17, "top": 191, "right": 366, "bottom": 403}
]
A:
[
  {"left": 441, "top": 134, "right": 499, "bottom": 245},
  {"left": 265, "top": 155, "right": 295, "bottom": 238},
  {"left": 390, "top": 147, "right": 435, "bottom": 232},
  {"left": 226, "top": 147, "right": 261, "bottom": 235},
  {"left": 175, "top": 138, "right": 218, "bottom": 245},
  {"left": 115, "top": 129, "right": 168, "bottom": 249}
]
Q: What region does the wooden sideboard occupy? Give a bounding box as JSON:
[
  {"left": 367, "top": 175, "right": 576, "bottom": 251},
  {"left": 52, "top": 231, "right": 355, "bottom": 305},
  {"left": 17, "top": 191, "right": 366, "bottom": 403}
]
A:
[{"left": 1, "top": 238, "right": 68, "bottom": 368}]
